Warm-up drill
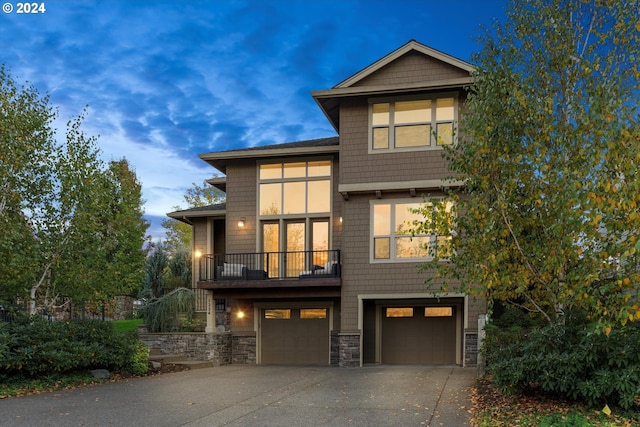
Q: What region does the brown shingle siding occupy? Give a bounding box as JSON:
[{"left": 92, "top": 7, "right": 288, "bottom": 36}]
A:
[
  {"left": 225, "top": 160, "right": 258, "bottom": 254},
  {"left": 339, "top": 193, "right": 460, "bottom": 330},
  {"left": 352, "top": 52, "right": 469, "bottom": 87}
]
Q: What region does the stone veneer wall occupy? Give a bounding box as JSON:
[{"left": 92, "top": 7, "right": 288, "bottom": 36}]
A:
[
  {"left": 330, "top": 331, "right": 340, "bottom": 366},
  {"left": 464, "top": 332, "right": 478, "bottom": 367},
  {"left": 232, "top": 335, "right": 256, "bottom": 364},
  {"left": 338, "top": 332, "right": 360, "bottom": 367},
  {"left": 139, "top": 332, "right": 232, "bottom": 366}
]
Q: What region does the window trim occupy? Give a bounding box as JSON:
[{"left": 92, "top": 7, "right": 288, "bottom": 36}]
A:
[
  {"left": 257, "top": 158, "right": 333, "bottom": 219},
  {"left": 367, "top": 92, "right": 458, "bottom": 154},
  {"left": 370, "top": 198, "right": 453, "bottom": 263},
  {"left": 257, "top": 158, "right": 334, "bottom": 255}
]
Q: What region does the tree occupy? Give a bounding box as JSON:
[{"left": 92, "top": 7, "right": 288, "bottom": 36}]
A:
[
  {"left": 0, "top": 66, "right": 148, "bottom": 312},
  {"left": 161, "top": 205, "right": 194, "bottom": 255},
  {"left": 161, "top": 179, "right": 225, "bottom": 254},
  {"left": 98, "top": 159, "right": 148, "bottom": 297},
  {"left": 59, "top": 159, "right": 148, "bottom": 303},
  {"left": 418, "top": 0, "right": 640, "bottom": 326},
  {"left": 138, "top": 243, "right": 196, "bottom": 332},
  {"left": 0, "top": 65, "right": 57, "bottom": 302},
  {"left": 140, "top": 243, "right": 168, "bottom": 299}
]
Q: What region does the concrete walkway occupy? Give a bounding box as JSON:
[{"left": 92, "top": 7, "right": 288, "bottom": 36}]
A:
[{"left": 1, "top": 365, "right": 476, "bottom": 426}]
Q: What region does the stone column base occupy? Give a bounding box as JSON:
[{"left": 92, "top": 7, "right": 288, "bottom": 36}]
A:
[{"left": 338, "top": 332, "right": 360, "bottom": 368}]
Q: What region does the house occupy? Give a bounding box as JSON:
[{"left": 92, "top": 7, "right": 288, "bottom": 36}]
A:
[{"left": 168, "top": 40, "right": 486, "bottom": 367}]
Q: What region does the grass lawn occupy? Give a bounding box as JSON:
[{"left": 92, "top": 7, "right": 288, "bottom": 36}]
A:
[
  {"left": 471, "top": 377, "right": 640, "bottom": 427},
  {"left": 111, "top": 318, "right": 144, "bottom": 333}
]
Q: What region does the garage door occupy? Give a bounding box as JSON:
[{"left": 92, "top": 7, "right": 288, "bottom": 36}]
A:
[
  {"left": 261, "top": 307, "right": 329, "bottom": 365},
  {"left": 381, "top": 306, "right": 456, "bottom": 365}
]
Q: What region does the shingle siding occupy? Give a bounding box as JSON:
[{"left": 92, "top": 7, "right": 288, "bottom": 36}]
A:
[
  {"left": 352, "top": 51, "right": 469, "bottom": 87},
  {"left": 225, "top": 160, "right": 258, "bottom": 254},
  {"left": 340, "top": 192, "right": 458, "bottom": 331},
  {"left": 181, "top": 41, "right": 485, "bottom": 367},
  {"left": 339, "top": 98, "right": 457, "bottom": 185}
]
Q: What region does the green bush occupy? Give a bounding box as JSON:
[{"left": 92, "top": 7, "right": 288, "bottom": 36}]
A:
[
  {"left": 484, "top": 313, "right": 640, "bottom": 409},
  {"left": 0, "top": 313, "right": 148, "bottom": 380}
]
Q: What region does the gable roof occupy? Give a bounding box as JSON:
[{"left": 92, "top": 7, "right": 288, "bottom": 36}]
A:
[
  {"left": 312, "top": 40, "right": 474, "bottom": 132},
  {"left": 335, "top": 39, "right": 474, "bottom": 88}
]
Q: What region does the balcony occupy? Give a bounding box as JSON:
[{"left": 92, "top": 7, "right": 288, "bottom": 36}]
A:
[{"left": 197, "top": 250, "right": 341, "bottom": 298}]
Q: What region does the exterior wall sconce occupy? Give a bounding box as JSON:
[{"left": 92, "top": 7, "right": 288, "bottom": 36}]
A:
[
  {"left": 237, "top": 218, "right": 245, "bottom": 228},
  {"left": 339, "top": 216, "right": 343, "bottom": 224},
  {"left": 194, "top": 250, "right": 202, "bottom": 258}
]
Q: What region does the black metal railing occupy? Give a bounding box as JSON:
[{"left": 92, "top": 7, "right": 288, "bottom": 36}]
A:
[{"left": 199, "top": 249, "right": 341, "bottom": 282}]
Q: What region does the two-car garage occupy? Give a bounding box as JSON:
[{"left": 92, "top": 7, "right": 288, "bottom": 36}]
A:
[{"left": 256, "top": 298, "right": 462, "bottom": 366}]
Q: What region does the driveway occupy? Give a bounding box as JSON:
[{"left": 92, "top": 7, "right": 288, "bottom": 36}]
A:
[{"left": 1, "top": 365, "right": 476, "bottom": 426}]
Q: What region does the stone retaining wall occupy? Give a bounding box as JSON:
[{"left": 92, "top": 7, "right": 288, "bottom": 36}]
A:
[{"left": 139, "top": 332, "right": 232, "bottom": 365}]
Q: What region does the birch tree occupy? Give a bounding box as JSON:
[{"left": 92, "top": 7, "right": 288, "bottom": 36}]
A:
[
  {"left": 0, "top": 67, "right": 148, "bottom": 313},
  {"left": 418, "top": 0, "right": 640, "bottom": 326}
]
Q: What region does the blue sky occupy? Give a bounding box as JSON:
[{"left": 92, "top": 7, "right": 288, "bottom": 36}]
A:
[{"left": 1, "top": 0, "right": 506, "bottom": 240}]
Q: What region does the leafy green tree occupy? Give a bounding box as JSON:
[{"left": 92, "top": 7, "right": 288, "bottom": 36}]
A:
[
  {"left": 161, "top": 205, "right": 194, "bottom": 255},
  {"left": 0, "top": 65, "right": 56, "bottom": 302},
  {"left": 99, "top": 159, "right": 148, "bottom": 297},
  {"left": 161, "top": 179, "right": 225, "bottom": 254},
  {"left": 58, "top": 159, "right": 148, "bottom": 303},
  {"left": 0, "top": 66, "right": 148, "bottom": 312},
  {"left": 418, "top": 0, "right": 640, "bottom": 327}
]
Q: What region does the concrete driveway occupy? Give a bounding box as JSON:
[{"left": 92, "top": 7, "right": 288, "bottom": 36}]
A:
[{"left": 1, "top": 365, "right": 476, "bottom": 426}]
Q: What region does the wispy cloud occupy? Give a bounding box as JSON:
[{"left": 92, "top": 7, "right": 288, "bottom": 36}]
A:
[{"left": 1, "top": 0, "right": 505, "bottom": 240}]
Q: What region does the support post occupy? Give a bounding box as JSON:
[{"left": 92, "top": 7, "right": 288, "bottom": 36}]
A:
[
  {"left": 477, "top": 314, "right": 488, "bottom": 377},
  {"left": 205, "top": 290, "right": 216, "bottom": 333}
]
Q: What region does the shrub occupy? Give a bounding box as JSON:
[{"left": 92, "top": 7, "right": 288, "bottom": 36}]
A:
[
  {"left": 0, "top": 314, "right": 148, "bottom": 380},
  {"left": 484, "top": 313, "right": 640, "bottom": 409}
]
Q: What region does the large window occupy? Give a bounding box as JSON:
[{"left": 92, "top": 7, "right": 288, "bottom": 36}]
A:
[
  {"left": 259, "top": 160, "right": 332, "bottom": 277},
  {"left": 371, "top": 199, "right": 453, "bottom": 262},
  {"left": 370, "top": 95, "right": 456, "bottom": 152},
  {"left": 259, "top": 161, "right": 331, "bottom": 215}
]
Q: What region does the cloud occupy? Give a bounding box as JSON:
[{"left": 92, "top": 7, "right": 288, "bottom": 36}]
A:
[{"left": 2, "top": 0, "right": 506, "bottom": 242}]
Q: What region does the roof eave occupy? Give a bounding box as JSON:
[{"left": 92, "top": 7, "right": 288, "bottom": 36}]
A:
[
  {"left": 167, "top": 209, "right": 227, "bottom": 223},
  {"left": 206, "top": 177, "right": 227, "bottom": 193},
  {"left": 199, "top": 144, "right": 340, "bottom": 171},
  {"left": 312, "top": 77, "right": 474, "bottom": 131}
]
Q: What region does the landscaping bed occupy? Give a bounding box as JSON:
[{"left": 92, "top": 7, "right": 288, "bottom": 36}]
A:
[
  {"left": 1, "top": 362, "right": 188, "bottom": 399},
  {"left": 471, "top": 377, "right": 640, "bottom": 427}
]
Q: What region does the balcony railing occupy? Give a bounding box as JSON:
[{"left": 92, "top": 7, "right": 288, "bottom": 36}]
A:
[{"left": 199, "top": 249, "right": 341, "bottom": 282}]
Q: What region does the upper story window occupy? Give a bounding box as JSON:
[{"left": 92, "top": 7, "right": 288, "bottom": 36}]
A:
[
  {"left": 370, "top": 95, "right": 456, "bottom": 152},
  {"left": 371, "top": 199, "right": 453, "bottom": 262},
  {"left": 259, "top": 160, "right": 331, "bottom": 216}
]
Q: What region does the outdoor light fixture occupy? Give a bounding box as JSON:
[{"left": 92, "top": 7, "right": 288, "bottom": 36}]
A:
[
  {"left": 194, "top": 250, "right": 202, "bottom": 258},
  {"left": 237, "top": 310, "right": 245, "bottom": 319},
  {"left": 339, "top": 216, "right": 343, "bottom": 224},
  {"left": 237, "top": 218, "right": 245, "bottom": 228}
]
